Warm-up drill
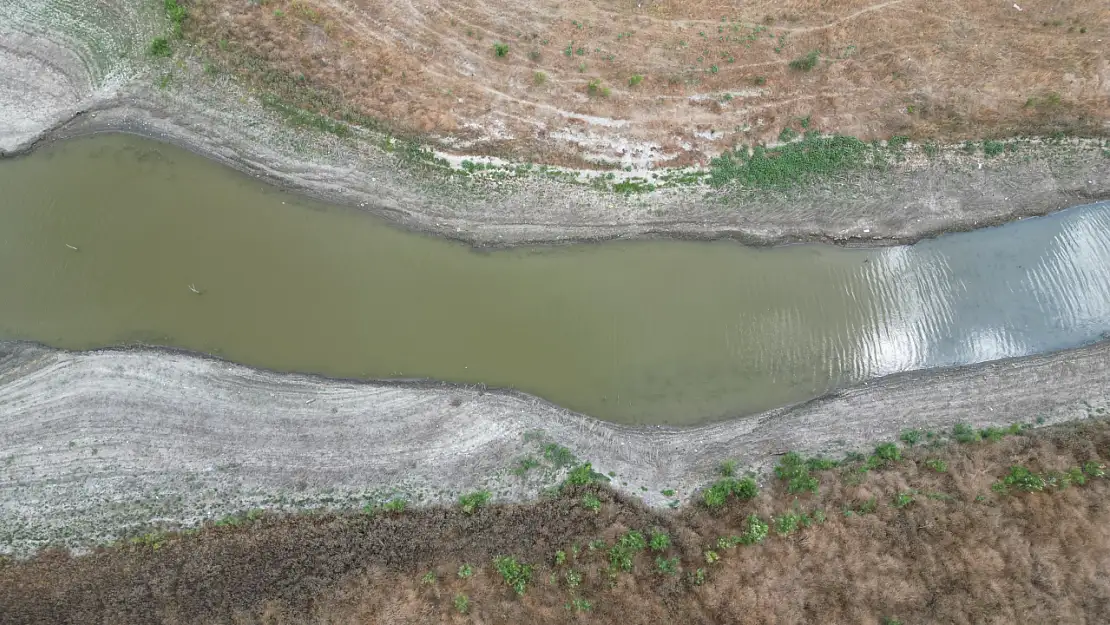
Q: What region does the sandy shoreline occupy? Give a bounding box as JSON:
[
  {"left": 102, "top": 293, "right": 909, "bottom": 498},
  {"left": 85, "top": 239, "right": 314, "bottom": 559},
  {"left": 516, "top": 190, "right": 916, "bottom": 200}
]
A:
[{"left": 2, "top": 340, "right": 1109, "bottom": 556}]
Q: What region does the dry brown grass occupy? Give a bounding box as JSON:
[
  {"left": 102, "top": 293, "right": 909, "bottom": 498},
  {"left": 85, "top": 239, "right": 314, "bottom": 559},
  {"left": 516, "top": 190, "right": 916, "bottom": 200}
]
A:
[
  {"left": 183, "top": 0, "right": 1109, "bottom": 168},
  {"left": 4, "top": 419, "right": 1110, "bottom": 624}
]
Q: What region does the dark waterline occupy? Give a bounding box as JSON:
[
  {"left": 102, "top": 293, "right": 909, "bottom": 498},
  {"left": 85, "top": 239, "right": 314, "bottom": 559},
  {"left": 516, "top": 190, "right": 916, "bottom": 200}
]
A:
[{"left": 1, "top": 134, "right": 1108, "bottom": 424}]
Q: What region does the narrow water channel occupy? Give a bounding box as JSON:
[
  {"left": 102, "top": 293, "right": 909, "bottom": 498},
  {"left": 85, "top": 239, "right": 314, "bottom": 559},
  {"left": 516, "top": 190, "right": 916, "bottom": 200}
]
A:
[{"left": 1, "top": 134, "right": 1108, "bottom": 424}]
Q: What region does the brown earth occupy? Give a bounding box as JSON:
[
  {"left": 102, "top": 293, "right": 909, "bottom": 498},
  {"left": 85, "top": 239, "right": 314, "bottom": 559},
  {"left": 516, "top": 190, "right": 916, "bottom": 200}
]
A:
[
  {"left": 4, "top": 419, "right": 1110, "bottom": 625},
  {"left": 185, "top": 0, "right": 1110, "bottom": 168}
]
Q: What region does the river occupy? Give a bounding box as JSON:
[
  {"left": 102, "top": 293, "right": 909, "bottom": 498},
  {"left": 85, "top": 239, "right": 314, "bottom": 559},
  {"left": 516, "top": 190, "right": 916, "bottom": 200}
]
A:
[{"left": 1, "top": 134, "right": 1108, "bottom": 424}]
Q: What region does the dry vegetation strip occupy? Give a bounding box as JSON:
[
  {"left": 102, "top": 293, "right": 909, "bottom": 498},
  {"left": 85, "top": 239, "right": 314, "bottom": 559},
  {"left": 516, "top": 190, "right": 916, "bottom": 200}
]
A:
[
  {"left": 3, "top": 419, "right": 1110, "bottom": 624},
  {"left": 178, "top": 0, "right": 1110, "bottom": 167}
]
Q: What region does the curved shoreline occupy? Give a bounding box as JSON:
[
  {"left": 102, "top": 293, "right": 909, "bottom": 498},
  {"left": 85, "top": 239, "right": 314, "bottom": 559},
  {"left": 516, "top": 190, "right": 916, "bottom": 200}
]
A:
[
  {"left": 0, "top": 8, "right": 1106, "bottom": 251},
  {"left": 13, "top": 96, "right": 1110, "bottom": 250},
  {"left": 2, "top": 339, "right": 1109, "bottom": 556}
]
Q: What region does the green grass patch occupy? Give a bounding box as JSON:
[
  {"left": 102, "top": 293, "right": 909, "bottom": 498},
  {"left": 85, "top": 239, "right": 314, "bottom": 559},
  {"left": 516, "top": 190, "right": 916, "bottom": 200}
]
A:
[
  {"left": 709, "top": 133, "right": 871, "bottom": 189},
  {"left": 562, "top": 462, "right": 609, "bottom": 489},
  {"left": 259, "top": 95, "right": 351, "bottom": 137},
  {"left": 774, "top": 452, "right": 820, "bottom": 493},
  {"left": 924, "top": 458, "right": 948, "bottom": 473},
  {"left": 702, "top": 476, "right": 758, "bottom": 509},
  {"left": 493, "top": 556, "right": 533, "bottom": 595},
  {"left": 149, "top": 37, "right": 172, "bottom": 57},
  {"left": 164, "top": 0, "right": 187, "bottom": 37},
  {"left": 788, "top": 49, "right": 820, "bottom": 71},
  {"left": 458, "top": 491, "right": 491, "bottom": 514},
  {"left": 608, "top": 530, "right": 647, "bottom": 571}
]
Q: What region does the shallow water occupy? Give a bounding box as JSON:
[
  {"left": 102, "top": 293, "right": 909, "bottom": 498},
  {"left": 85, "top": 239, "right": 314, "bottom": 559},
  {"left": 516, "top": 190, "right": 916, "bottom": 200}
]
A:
[{"left": 1, "top": 134, "right": 1108, "bottom": 424}]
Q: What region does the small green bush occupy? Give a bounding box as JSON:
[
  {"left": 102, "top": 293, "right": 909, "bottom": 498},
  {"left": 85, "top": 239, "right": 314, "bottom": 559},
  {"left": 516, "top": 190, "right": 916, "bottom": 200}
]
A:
[
  {"left": 899, "top": 429, "right": 923, "bottom": 446},
  {"left": 542, "top": 443, "right": 575, "bottom": 466},
  {"left": 609, "top": 530, "right": 647, "bottom": 571},
  {"left": 493, "top": 556, "right": 533, "bottom": 595},
  {"left": 649, "top": 530, "right": 671, "bottom": 552},
  {"left": 565, "top": 569, "right": 582, "bottom": 587},
  {"left": 739, "top": 514, "right": 769, "bottom": 545},
  {"left": 788, "top": 49, "right": 820, "bottom": 71},
  {"left": 629, "top": 74, "right": 645, "bottom": 87},
  {"left": 873, "top": 442, "right": 901, "bottom": 463},
  {"left": 952, "top": 423, "right": 981, "bottom": 444},
  {"left": 655, "top": 556, "right": 680, "bottom": 575},
  {"left": 149, "top": 37, "right": 172, "bottom": 57},
  {"left": 458, "top": 564, "right": 474, "bottom": 578},
  {"left": 892, "top": 492, "right": 915, "bottom": 508},
  {"left": 383, "top": 497, "right": 407, "bottom": 513},
  {"left": 533, "top": 71, "right": 547, "bottom": 85},
  {"left": 993, "top": 466, "right": 1047, "bottom": 494},
  {"left": 581, "top": 493, "right": 601, "bottom": 512},
  {"left": 563, "top": 462, "right": 608, "bottom": 488},
  {"left": 493, "top": 42, "right": 510, "bottom": 57},
  {"left": 983, "top": 140, "right": 1005, "bottom": 157},
  {"left": 703, "top": 477, "right": 759, "bottom": 508},
  {"left": 454, "top": 594, "right": 470, "bottom": 614},
  {"left": 1084, "top": 461, "right": 1107, "bottom": 478},
  {"left": 459, "top": 491, "right": 491, "bottom": 514},
  {"left": 924, "top": 458, "right": 948, "bottom": 473},
  {"left": 718, "top": 460, "right": 737, "bottom": 477},
  {"left": 774, "top": 452, "right": 819, "bottom": 493}
]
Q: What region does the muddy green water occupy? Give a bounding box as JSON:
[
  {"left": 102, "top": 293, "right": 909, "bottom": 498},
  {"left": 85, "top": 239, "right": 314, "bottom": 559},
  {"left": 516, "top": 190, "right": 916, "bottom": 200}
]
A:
[{"left": 2, "top": 135, "right": 1109, "bottom": 424}]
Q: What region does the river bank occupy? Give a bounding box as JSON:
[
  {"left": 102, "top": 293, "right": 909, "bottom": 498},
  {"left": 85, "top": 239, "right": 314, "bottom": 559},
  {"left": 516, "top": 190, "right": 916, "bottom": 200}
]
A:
[
  {"left": 2, "top": 0, "right": 1109, "bottom": 247},
  {"left": 2, "top": 340, "right": 1108, "bottom": 557}
]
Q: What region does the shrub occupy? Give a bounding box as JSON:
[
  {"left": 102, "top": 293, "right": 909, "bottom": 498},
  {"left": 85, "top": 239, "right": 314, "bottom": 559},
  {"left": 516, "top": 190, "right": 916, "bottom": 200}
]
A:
[
  {"left": 493, "top": 556, "right": 533, "bottom": 595},
  {"left": 993, "top": 466, "right": 1047, "bottom": 494},
  {"left": 565, "top": 569, "right": 582, "bottom": 587},
  {"left": 383, "top": 497, "right": 407, "bottom": 513},
  {"left": 533, "top": 71, "right": 547, "bottom": 85},
  {"left": 703, "top": 477, "right": 759, "bottom": 508},
  {"left": 892, "top": 492, "right": 915, "bottom": 508},
  {"left": 900, "top": 429, "right": 923, "bottom": 446},
  {"left": 629, "top": 74, "right": 645, "bottom": 87},
  {"left": 454, "top": 594, "right": 470, "bottom": 614},
  {"left": 774, "top": 452, "right": 819, "bottom": 493},
  {"left": 563, "top": 462, "right": 607, "bottom": 488},
  {"left": 952, "top": 423, "right": 981, "bottom": 444},
  {"left": 924, "top": 458, "right": 948, "bottom": 473},
  {"left": 1084, "top": 461, "right": 1107, "bottom": 478},
  {"left": 788, "top": 49, "right": 820, "bottom": 71},
  {"left": 709, "top": 134, "right": 869, "bottom": 189},
  {"left": 609, "top": 530, "right": 647, "bottom": 571},
  {"left": 874, "top": 443, "right": 901, "bottom": 463},
  {"left": 655, "top": 556, "right": 680, "bottom": 575},
  {"left": 649, "top": 530, "right": 671, "bottom": 552},
  {"left": 739, "top": 514, "right": 769, "bottom": 545},
  {"left": 566, "top": 598, "right": 592, "bottom": 612},
  {"left": 983, "top": 140, "right": 1005, "bottom": 157},
  {"left": 149, "top": 37, "right": 172, "bottom": 57},
  {"left": 458, "top": 564, "right": 473, "bottom": 578},
  {"left": 459, "top": 491, "right": 491, "bottom": 514},
  {"left": 719, "top": 460, "right": 737, "bottom": 477},
  {"left": 581, "top": 493, "right": 601, "bottom": 512},
  {"left": 493, "top": 42, "right": 509, "bottom": 57}
]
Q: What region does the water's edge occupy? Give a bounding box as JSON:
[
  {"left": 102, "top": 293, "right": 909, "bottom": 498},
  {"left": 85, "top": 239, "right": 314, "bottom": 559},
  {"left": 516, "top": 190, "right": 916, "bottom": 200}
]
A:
[
  {"left": 2, "top": 338, "right": 1108, "bottom": 556},
  {"left": 8, "top": 98, "right": 1110, "bottom": 250}
]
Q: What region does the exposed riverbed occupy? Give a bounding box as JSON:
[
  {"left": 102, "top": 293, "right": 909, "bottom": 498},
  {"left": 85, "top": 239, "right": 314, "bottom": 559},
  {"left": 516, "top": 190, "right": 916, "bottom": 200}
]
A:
[{"left": 2, "top": 134, "right": 1109, "bottom": 424}]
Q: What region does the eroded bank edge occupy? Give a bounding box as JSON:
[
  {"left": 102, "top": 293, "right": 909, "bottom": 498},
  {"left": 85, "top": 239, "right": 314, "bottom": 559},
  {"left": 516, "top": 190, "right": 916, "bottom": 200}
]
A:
[
  {"left": 1, "top": 340, "right": 1108, "bottom": 557},
  {"left": 3, "top": 0, "right": 1110, "bottom": 248}
]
